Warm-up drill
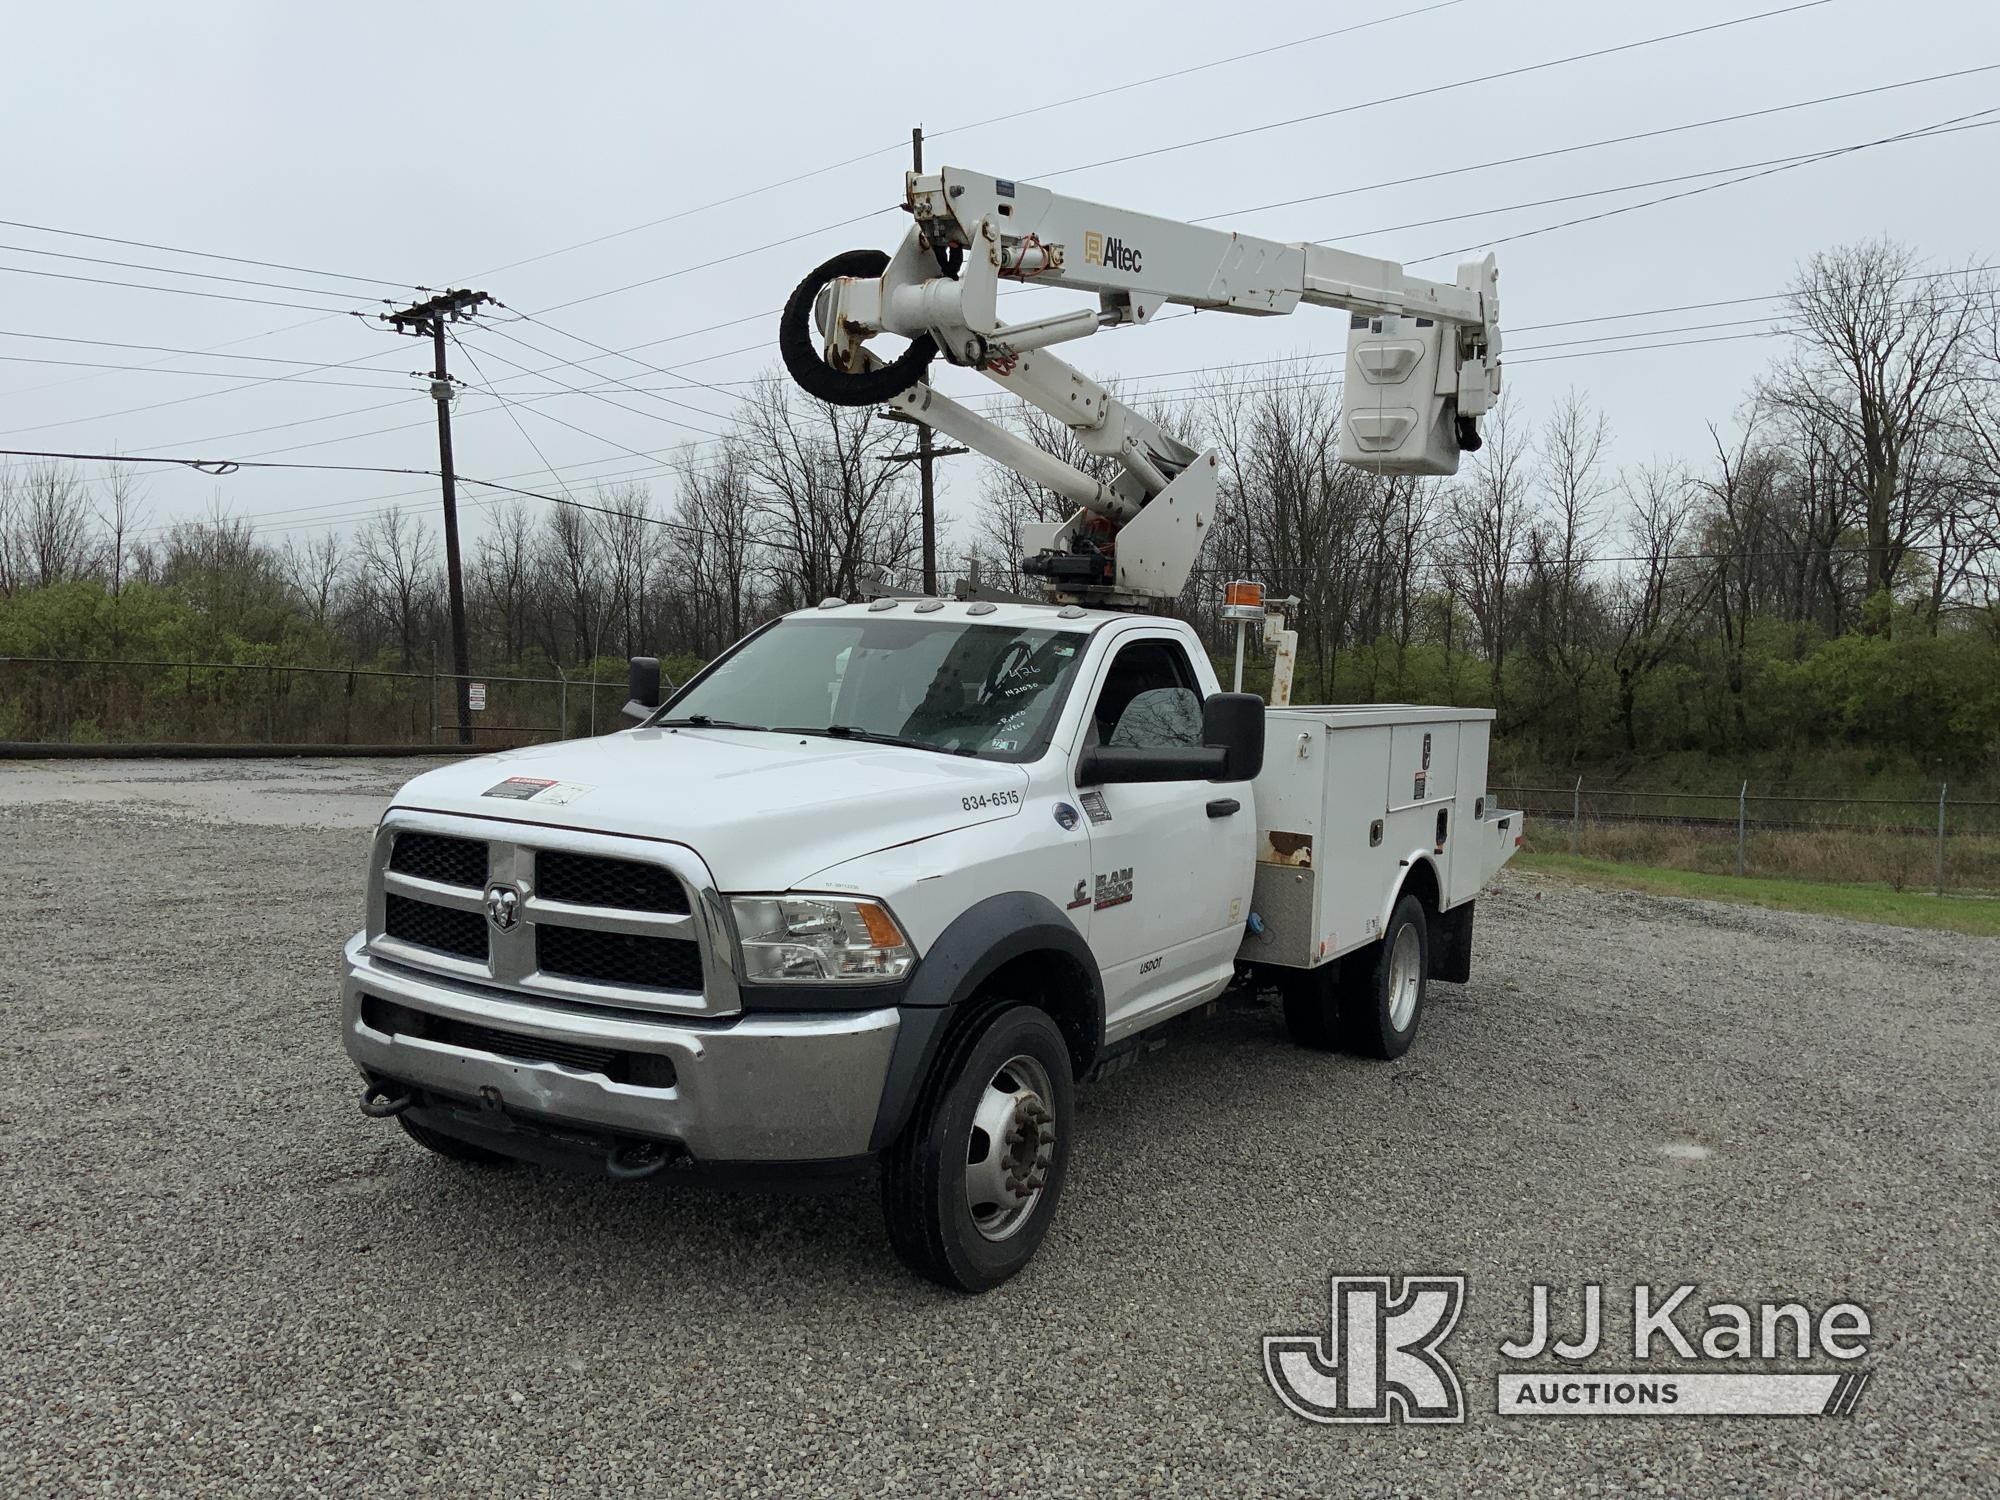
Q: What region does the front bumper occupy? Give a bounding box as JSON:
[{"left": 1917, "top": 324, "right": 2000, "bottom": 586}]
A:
[{"left": 340, "top": 933, "right": 900, "bottom": 1162}]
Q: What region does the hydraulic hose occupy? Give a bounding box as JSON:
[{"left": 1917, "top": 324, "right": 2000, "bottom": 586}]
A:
[{"left": 779, "top": 249, "right": 938, "bottom": 408}]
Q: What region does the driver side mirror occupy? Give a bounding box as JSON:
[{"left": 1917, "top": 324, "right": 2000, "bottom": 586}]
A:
[
  {"left": 1074, "top": 693, "right": 1266, "bottom": 785},
  {"left": 623, "top": 656, "right": 663, "bottom": 723},
  {"left": 1202, "top": 692, "right": 1264, "bottom": 781}
]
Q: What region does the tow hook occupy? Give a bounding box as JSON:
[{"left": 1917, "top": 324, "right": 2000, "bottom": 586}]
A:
[
  {"left": 359, "top": 1081, "right": 414, "bottom": 1119},
  {"left": 605, "top": 1140, "right": 673, "bottom": 1181}
]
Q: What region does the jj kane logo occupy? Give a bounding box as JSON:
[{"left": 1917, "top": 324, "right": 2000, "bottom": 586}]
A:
[
  {"left": 1266, "top": 1277, "right": 1875, "bottom": 1423},
  {"left": 1083, "top": 230, "right": 1143, "bottom": 274},
  {"left": 1265, "top": 1276, "right": 1465, "bottom": 1424}
]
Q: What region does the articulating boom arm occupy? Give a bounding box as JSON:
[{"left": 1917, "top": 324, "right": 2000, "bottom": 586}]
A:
[{"left": 779, "top": 166, "right": 1503, "bottom": 604}]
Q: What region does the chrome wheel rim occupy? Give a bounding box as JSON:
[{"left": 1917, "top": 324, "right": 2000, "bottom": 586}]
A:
[
  {"left": 964, "top": 1053, "right": 1057, "bottom": 1242},
  {"left": 1387, "top": 924, "right": 1422, "bottom": 1032}
]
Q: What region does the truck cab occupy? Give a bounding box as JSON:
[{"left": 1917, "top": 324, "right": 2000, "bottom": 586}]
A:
[{"left": 342, "top": 599, "right": 1517, "bottom": 1291}]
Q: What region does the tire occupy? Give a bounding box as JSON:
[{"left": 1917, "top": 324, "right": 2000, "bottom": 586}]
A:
[
  {"left": 881, "top": 1004, "right": 1074, "bottom": 1293},
  {"left": 397, "top": 1113, "right": 513, "bottom": 1166},
  {"left": 778, "top": 248, "right": 939, "bottom": 407},
  {"left": 1281, "top": 963, "right": 1346, "bottom": 1051},
  {"left": 1343, "top": 894, "right": 1429, "bottom": 1060}
]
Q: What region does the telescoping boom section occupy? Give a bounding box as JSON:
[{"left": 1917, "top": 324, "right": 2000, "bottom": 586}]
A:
[{"left": 780, "top": 166, "right": 1503, "bottom": 606}]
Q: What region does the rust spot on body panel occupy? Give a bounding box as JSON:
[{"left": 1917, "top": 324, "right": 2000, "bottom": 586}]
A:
[{"left": 1259, "top": 830, "right": 1313, "bottom": 867}]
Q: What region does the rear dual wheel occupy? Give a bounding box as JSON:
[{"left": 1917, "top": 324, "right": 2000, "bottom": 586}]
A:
[{"left": 1281, "top": 893, "right": 1429, "bottom": 1060}]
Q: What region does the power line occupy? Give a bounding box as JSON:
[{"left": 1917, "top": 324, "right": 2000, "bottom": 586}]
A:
[
  {"left": 17, "top": 69, "right": 1973, "bottom": 465},
  {"left": 1318, "top": 125, "right": 2000, "bottom": 245},
  {"left": 455, "top": 333, "right": 732, "bottom": 442},
  {"left": 0, "top": 216, "right": 421, "bottom": 292},
  {"left": 1409, "top": 107, "right": 2000, "bottom": 263},
  {"left": 0, "top": 327, "right": 430, "bottom": 371},
  {"left": 469, "top": 322, "right": 736, "bottom": 430},
  {"left": 1506, "top": 263, "right": 1998, "bottom": 335},
  {"left": 927, "top": 0, "right": 1470, "bottom": 149},
  {"left": 124, "top": 443, "right": 735, "bottom": 541},
  {"left": 0, "top": 238, "right": 413, "bottom": 305},
  {"left": 442, "top": 61, "right": 1994, "bottom": 421},
  {"left": 534, "top": 207, "right": 899, "bottom": 315},
  {"left": 0, "top": 444, "right": 436, "bottom": 478},
  {"left": 1202, "top": 63, "right": 2000, "bottom": 224},
  {"left": 0, "top": 352, "right": 420, "bottom": 392},
  {"left": 0, "top": 260, "right": 377, "bottom": 315},
  {"left": 506, "top": 310, "right": 748, "bottom": 406},
  {"left": 0, "top": 310, "right": 403, "bottom": 406},
  {"left": 1034, "top": 2, "right": 1835, "bottom": 181},
  {"left": 469, "top": 0, "right": 1467, "bottom": 282},
  {"left": 108, "top": 308, "right": 1829, "bottom": 545},
  {"left": 449, "top": 329, "right": 583, "bottom": 503},
  {"left": 0, "top": 337, "right": 427, "bottom": 441}
]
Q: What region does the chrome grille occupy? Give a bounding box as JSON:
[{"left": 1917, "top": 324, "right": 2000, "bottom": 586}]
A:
[
  {"left": 537, "top": 923, "right": 702, "bottom": 990},
  {"left": 536, "top": 850, "right": 688, "bottom": 914},
  {"left": 384, "top": 893, "right": 486, "bottom": 960},
  {"left": 387, "top": 831, "right": 487, "bottom": 889},
  {"left": 369, "top": 811, "right": 731, "bottom": 1017}
]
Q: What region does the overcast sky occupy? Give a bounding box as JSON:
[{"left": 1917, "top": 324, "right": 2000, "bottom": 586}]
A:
[{"left": 3, "top": 0, "right": 1996, "bottom": 560}]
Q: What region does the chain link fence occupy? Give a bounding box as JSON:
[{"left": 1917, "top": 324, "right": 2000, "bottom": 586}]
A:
[
  {"left": 9, "top": 654, "right": 1998, "bottom": 896},
  {"left": 0, "top": 655, "right": 629, "bottom": 751},
  {"left": 1495, "top": 780, "right": 2000, "bottom": 896}
]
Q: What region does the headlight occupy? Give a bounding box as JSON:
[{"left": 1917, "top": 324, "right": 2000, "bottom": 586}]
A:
[{"left": 729, "top": 894, "right": 914, "bottom": 984}]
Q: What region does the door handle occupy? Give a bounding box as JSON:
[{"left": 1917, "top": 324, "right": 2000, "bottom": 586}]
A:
[{"left": 1205, "top": 798, "right": 1240, "bottom": 818}]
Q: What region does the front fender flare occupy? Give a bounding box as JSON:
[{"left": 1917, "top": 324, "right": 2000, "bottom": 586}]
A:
[{"left": 867, "top": 891, "right": 1103, "bottom": 1152}]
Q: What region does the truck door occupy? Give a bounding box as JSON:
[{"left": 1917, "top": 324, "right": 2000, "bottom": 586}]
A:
[{"left": 1072, "top": 633, "right": 1250, "bottom": 1041}]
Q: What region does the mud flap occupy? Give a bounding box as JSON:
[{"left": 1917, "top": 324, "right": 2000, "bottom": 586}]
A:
[{"left": 1430, "top": 900, "right": 1475, "bottom": 984}]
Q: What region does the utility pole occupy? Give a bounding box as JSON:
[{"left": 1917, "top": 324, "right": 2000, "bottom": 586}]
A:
[
  {"left": 882, "top": 402, "right": 967, "bottom": 594},
  {"left": 385, "top": 288, "right": 490, "bottom": 744}
]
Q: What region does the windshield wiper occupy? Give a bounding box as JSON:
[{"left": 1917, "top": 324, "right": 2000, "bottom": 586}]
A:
[
  {"left": 777, "top": 724, "right": 976, "bottom": 756},
  {"left": 656, "top": 714, "right": 772, "bottom": 732}
]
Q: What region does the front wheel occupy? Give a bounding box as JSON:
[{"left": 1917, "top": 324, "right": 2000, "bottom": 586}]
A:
[{"left": 881, "top": 1004, "right": 1074, "bottom": 1293}]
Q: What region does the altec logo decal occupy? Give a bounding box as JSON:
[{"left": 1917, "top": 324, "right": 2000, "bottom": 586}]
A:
[{"left": 1083, "top": 230, "right": 1143, "bottom": 274}]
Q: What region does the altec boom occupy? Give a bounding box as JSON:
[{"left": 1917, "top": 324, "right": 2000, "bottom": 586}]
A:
[{"left": 780, "top": 165, "right": 1503, "bottom": 606}]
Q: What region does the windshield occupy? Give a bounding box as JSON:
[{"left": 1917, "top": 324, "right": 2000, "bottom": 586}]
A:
[{"left": 662, "top": 615, "right": 1088, "bottom": 763}]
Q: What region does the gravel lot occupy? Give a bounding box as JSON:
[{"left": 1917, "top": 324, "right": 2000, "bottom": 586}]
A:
[{"left": 2, "top": 757, "right": 1995, "bottom": 1497}]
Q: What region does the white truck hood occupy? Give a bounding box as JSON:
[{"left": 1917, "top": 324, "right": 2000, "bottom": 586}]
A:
[{"left": 389, "top": 726, "right": 1029, "bottom": 892}]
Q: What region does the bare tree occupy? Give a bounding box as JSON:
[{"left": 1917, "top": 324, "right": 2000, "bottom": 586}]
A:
[
  {"left": 96, "top": 462, "right": 146, "bottom": 599},
  {"left": 1437, "top": 398, "right": 1533, "bottom": 711},
  {"left": 1517, "top": 391, "right": 1612, "bottom": 749},
  {"left": 1608, "top": 462, "right": 1720, "bottom": 753},
  {"left": 282, "top": 531, "right": 346, "bottom": 632},
  {"left": 355, "top": 507, "right": 438, "bottom": 667},
  {"left": 592, "top": 480, "right": 659, "bottom": 658},
  {"left": 538, "top": 500, "right": 609, "bottom": 665},
  {"left": 737, "top": 377, "right": 918, "bottom": 604},
  {"left": 1698, "top": 419, "right": 1782, "bottom": 747},
  {"left": 3, "top": 462, "right": 97, "bottom": 589},
  {"left": 473, "top": 500, "right": 537, "bottom": 666},
  {"left": 674, "top": 446, "right": 761, "bottom": 653},
  {"left": 1760, "top": 240, "right": 1990, "bottom": 615}
]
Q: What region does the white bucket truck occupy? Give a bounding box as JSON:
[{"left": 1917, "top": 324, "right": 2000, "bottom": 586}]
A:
[{"left": 341, "top": 168, "right": 1521, "bottom": 1290}]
